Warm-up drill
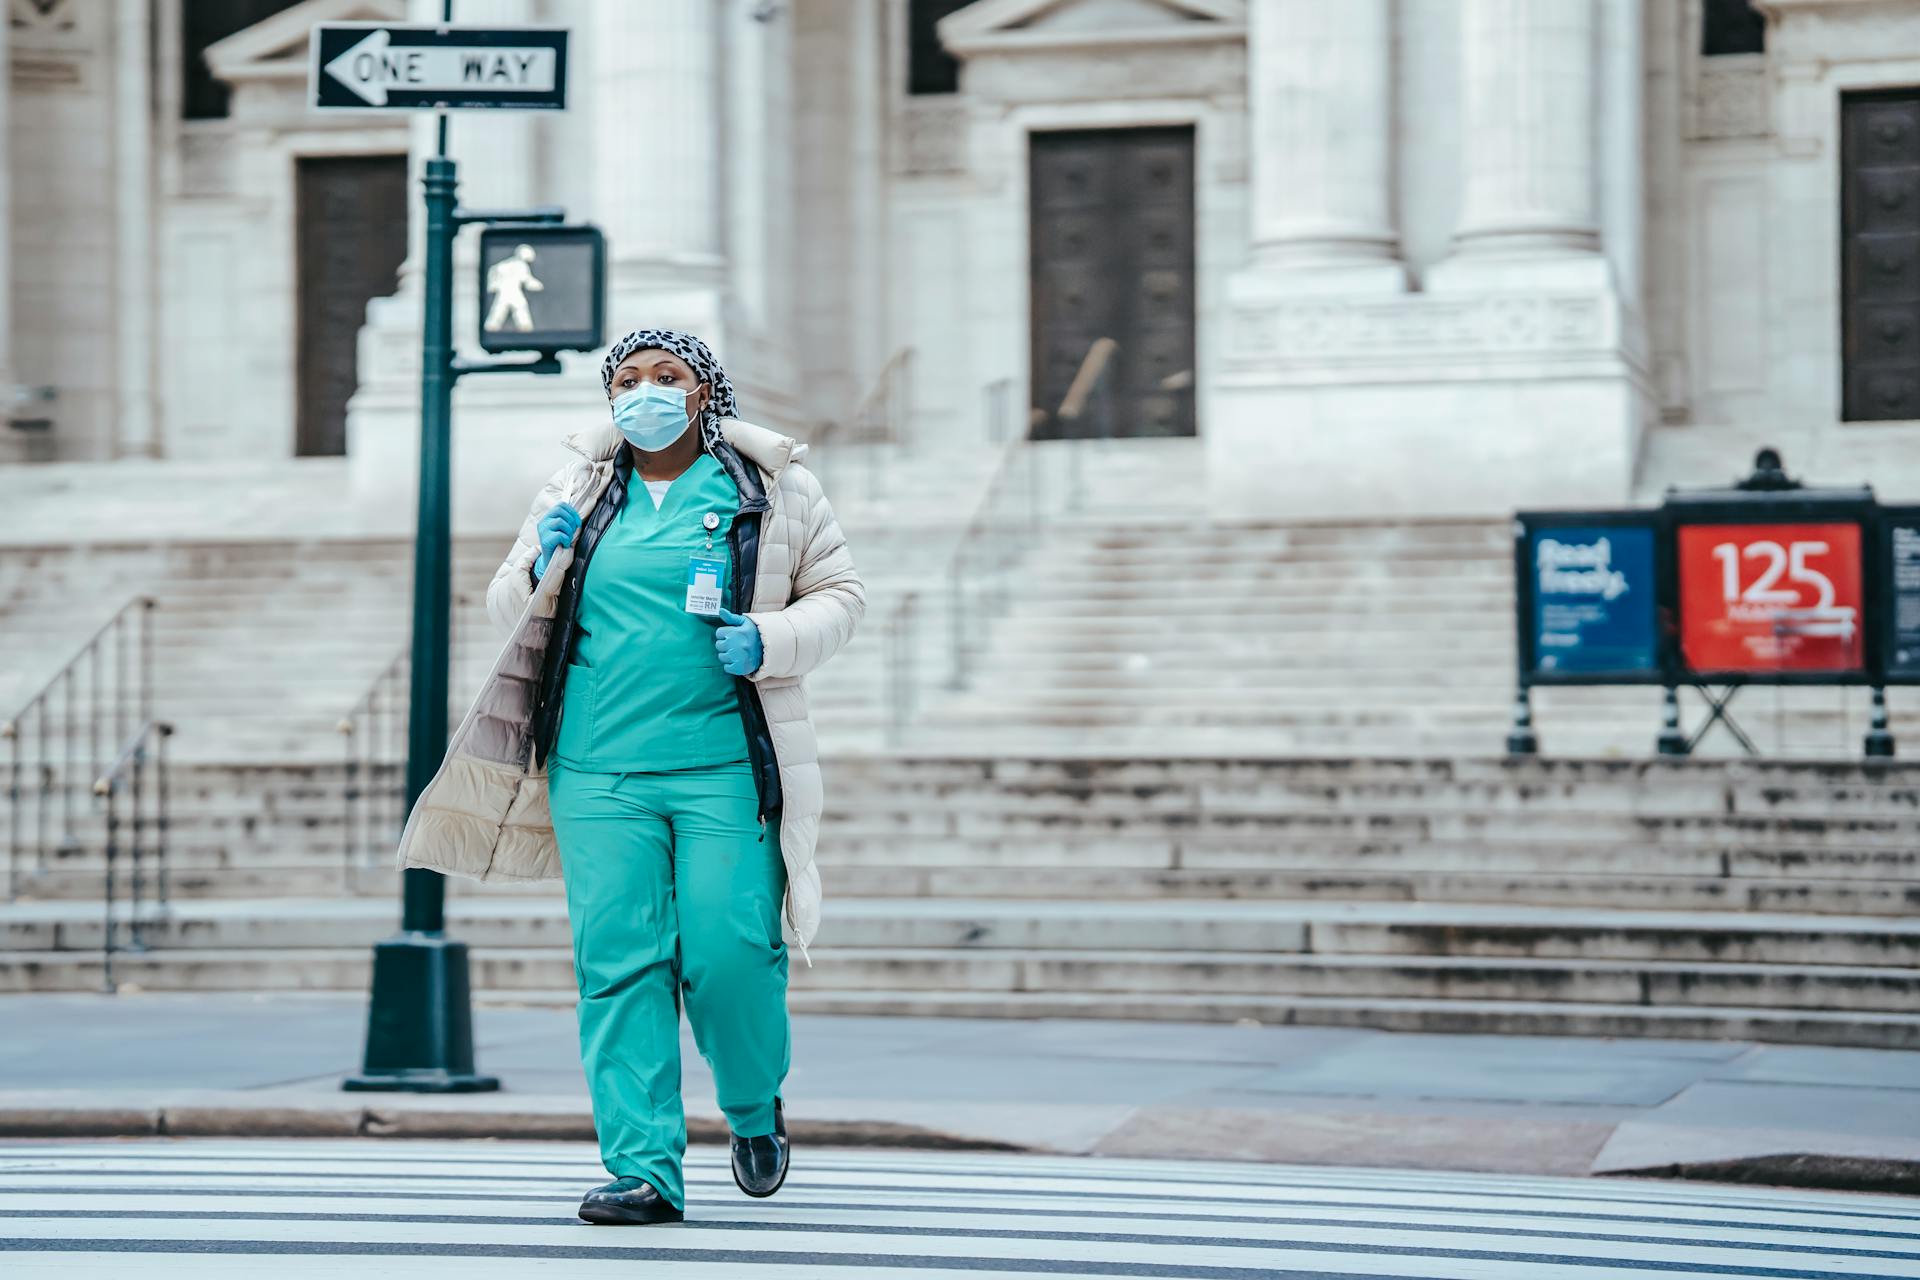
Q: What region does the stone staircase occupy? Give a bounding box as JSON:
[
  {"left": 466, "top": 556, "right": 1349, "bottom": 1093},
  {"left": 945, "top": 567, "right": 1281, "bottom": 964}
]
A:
[
  {"left": 5, "top": 755, "right": 1916, "bottom": 1047},
  {"left": 4, "top": 438, "right": 1918, "bottom": 1044},
  {"left": 0, "top": 444, "right": 998, "bottom": 763},
  {"left": 0, "top": 537, "right": 502, "bottom": 764},
  {"left": 914, "top": 506, "right": 1919, "bottom": 758}
]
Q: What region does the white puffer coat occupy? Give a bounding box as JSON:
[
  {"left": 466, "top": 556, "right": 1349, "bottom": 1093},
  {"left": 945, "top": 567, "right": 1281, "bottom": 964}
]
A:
[{"left": 394, "top": 418, "right": 864, "bottom": 951}]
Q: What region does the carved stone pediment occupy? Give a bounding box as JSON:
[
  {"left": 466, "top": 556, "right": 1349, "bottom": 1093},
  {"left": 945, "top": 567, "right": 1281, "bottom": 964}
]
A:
[
  {"left": 939, "top": 0, "right": 1246, "bottom": 55},
  {"left": 11, "top": 0, "right": 101, "bottom": 88},
  {"left": 204, "top": 0, "right": 405, "bottom": 87}
]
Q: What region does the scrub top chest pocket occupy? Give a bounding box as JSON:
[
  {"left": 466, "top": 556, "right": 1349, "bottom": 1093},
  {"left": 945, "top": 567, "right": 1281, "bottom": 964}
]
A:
[
  {"left": 554, "top": 454, "right": 749, "bottom": 773},
  {"left": 686, "top": 511, "right": 728, "bottom": 615}
]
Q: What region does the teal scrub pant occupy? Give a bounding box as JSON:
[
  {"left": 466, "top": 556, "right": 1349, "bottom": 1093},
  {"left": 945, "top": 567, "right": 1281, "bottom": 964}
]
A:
[{"left": 548, "top": 760, "right": 789, "bottom": 1211}]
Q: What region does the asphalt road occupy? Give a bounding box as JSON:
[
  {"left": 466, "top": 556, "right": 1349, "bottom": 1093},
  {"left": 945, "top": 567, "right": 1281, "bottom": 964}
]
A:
[{"left": 1, "top": 1138, "right": 1917, "bottom": 1277}]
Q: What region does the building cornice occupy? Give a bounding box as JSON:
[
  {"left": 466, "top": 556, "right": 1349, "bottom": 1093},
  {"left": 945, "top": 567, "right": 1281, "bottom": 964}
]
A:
[{"left": 938, "top": 0, "right": 1245, "bottom": 59}]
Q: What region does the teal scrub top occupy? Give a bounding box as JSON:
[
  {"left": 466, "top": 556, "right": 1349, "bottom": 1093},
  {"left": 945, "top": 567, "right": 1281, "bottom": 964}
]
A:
[{"left": 551, "top": 453, "right": 749, "bottom": 773}]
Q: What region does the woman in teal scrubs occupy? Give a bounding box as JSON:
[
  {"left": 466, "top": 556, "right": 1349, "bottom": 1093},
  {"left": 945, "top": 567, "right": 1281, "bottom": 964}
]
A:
[{"left": 526, "top": 329, "right": 823, "bottom": 1225}]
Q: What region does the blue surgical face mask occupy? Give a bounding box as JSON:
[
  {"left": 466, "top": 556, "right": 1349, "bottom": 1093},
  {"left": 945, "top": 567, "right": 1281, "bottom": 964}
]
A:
[{"left": 610, "top": 382, "right": 695, "bottom": 451}]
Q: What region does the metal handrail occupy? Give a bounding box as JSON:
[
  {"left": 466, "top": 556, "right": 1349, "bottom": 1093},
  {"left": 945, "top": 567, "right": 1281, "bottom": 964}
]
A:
[
  {"left": 92, "top": 718, "right": 172, "bottom": 993},
  {"left": 4, "top": 595, "right": 154, "bottom": 901},
  {"left": 944, "top": 383, "right": 1049, "bottom": 690},
  {"left": 333, "top": 590, "right": 479, "bottom": 883},
  {"left": 338, "top": 649, "right": 410, "bottom": 889},
  {"left": 884, "top": 592, "right": 922, "bottom": 746},
  {"left": 935, "top": 340, "right": 1119, "bottom": 695},
  {"left": 1057, "top": 337, "right": 1117, "bottom": 423},
  {"left": 815, "top": 348, "right": 914, "bottom": 502},
  {"left": 1052, "top": 336, "right": 1120, "bottom": 511},
  {"left": 853, "top": 348, "right": 915, "bottom": 439}
]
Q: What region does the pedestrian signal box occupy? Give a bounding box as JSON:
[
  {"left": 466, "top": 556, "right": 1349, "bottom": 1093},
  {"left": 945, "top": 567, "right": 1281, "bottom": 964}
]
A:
[{"left": 476, "top": 224, "right": 604, "bottom": 354}]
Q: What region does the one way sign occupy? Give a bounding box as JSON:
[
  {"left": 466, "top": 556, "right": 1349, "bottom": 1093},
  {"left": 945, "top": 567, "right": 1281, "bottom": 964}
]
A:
[{"left": 310, "top": 23, "right": 569, "bottom": 112}]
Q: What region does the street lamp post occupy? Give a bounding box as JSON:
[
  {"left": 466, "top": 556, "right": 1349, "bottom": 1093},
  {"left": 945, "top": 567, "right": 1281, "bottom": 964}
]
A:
[{"left": 343, "top": 120, "right": 585, "bottom": 1093}]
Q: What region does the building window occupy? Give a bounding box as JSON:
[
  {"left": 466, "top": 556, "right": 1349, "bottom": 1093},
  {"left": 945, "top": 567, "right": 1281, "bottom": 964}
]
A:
[
  {"left": 1702, "top": 0, "right": 1765, "bottom": 57},
  {"left": 182, "top": 0, "right": 304, "bottom": 119},
  {"left": 908, "top": 0, "right": 974, "bottom": 96}
]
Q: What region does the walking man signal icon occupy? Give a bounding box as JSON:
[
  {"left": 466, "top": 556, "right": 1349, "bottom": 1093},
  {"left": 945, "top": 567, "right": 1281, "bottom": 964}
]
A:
[
  {"left": 485, "top": 244, "right": 544, "bottom": 333},
  {"left": 474, "top": 224, "right": 605, "bottom": 355}
]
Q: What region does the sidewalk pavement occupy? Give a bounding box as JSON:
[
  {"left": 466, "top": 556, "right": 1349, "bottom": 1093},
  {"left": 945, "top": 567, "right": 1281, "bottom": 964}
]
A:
[{"left": 1, "top": 992, "right": 1916, "bottom": 1193}]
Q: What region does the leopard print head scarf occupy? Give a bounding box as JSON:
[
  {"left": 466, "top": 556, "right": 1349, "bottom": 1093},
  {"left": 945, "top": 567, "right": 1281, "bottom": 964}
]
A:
[{"left": 599, "top": 328, "right": 737, "bottom": 454}]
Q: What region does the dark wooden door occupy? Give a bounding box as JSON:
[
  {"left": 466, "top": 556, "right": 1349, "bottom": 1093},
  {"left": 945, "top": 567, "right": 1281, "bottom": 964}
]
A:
[
  {"left": 1029, "top": 127, "right": 1196, "bottom": 439},
  {"left": 296, "top": 156, "right": 408, "bottom": 456},
  {"left": 1842, "top": 92, "right": 1920, "bottom": 422}
]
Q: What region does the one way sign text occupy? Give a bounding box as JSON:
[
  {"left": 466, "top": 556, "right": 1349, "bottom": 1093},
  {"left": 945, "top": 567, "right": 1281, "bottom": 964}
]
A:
[{"left": 310, "top": 23, "right": 570, "bottom": 113}]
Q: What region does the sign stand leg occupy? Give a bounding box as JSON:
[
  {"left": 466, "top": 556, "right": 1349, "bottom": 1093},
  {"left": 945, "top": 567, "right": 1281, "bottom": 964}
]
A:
[
  {"left": 1656, "top": 686, "right": 1689, "bottom": 756},
  {"left": 1864, "top": 686, "right": 1897, "bottom": 758},
  {"left": 1505, "top": 686, "right": 1539, "bottom": 756},
  {"left": 1680, "top": 683, "right": 1761, "bottom": 757}
]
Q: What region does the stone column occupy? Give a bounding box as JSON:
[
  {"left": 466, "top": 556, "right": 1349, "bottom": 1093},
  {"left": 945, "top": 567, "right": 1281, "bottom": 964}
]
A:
[
  {"left": 590, "top": 0, "right": 723, "bottom": 278},
  {"left": 0, "top": 5, "right": 12, "bottom": 421},
  {"left": 393, "top": 0, "right": 544, "bottom": 296},
  {"left": 452, "top": 0, "right": 539, "bottom": 212},
  {"left": 1242, "top": 0, "right": 1403, "bottom": 291},
  {"left": 114, "top": 0, "right": 157, "bottom": 456},
  {"left": 1433, "top": 0, "right": 1605, "bottom": 283},
  {"left": 449, "top": 0, "right": 540, "bottom": 360}
]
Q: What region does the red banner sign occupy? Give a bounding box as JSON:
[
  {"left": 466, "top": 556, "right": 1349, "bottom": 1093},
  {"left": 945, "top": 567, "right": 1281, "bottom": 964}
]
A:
[{"left": 1676, "top": 522, "right": 1865, "bottom": 673}]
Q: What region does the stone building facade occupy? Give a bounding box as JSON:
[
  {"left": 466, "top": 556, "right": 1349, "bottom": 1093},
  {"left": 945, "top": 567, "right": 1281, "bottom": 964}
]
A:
[{"left": 3, "top": 0, "right": 1918, "bottom": 524}]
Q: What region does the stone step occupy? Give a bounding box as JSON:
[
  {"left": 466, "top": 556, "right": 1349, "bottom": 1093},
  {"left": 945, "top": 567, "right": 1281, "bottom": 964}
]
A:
[
  {"left": 19, "top": 829, "right": 1917, "bottom": 903},
  {"left": 5, "top": 943, "right": 1912, "bottom": 1017},
  {"left": 941, "top": 679, "right": 1515, "bottom": 701},
  {"left": 772, "top": 991, "right": 1920, "bottom": 1050},
  {"left": 12, "top": 898, "right": 1917, "bottom": 967},
  {"left": 58, "top": 765, "right": 1920, "bottom": 818},
  {"left": 929, "top": 698, "right": 1520, "bottom": 720},
  {"left": 1060, "top": 523, "right": 1507, "bottom": 551},
  {"left": 896, "top": 723, "right": 1887, "bottom": 756},
  {"left": 56, "top": 750, "right": 1920, "bottom": 782},
  {"left": 20, "top": 800, "right": 1919, "bottom": 860},
  {"left": 1010, "top": 574, "right": 1514, "bottom": 598},
  {"left": 9, "top": 861, "right": 1914, "bottom": 916},
  {"left": 991, "top": 603, "right": 1518, "bottom": 627},
  {"left": 830, "top": 777, "right": 1920, "bottom": 820},
  {"left": 1040, "top": 544, "right": 1510, "bottom": 568}
]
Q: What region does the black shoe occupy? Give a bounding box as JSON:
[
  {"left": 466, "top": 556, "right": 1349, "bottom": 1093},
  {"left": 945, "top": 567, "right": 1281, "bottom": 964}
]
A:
[
  {"left": 730, "top": 1097, "right": 789, "bottom": 1198},
  {"left": 578, "top": 1176, "right": 684, "bottom": 1225}
]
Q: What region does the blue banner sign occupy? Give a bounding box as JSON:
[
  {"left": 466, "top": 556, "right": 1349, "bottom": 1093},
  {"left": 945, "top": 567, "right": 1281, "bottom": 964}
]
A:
[
  {"left": 1527, "top": 524, "right": 1659, "bottom": 676},
  {"left": 1890, "top": 518, "right": 1920, "bottom": 681}
]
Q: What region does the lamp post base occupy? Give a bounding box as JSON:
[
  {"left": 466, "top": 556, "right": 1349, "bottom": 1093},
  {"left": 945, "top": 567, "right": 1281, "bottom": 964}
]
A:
[{"left": 343, "top": 933, "right": 500, "bottom": 1094}]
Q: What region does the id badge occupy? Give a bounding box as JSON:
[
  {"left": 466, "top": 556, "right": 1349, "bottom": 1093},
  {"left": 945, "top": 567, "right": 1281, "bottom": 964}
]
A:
[{"left": 685, "top": 554, "right": 727, "bottom": 615}]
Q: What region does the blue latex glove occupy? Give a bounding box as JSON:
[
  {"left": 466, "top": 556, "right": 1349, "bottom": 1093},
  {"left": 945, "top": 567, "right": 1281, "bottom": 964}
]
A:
[
  {"left": 710, "top": 607, "right": 763, "bottom": 676},
  {"left": 532, "top": 502, "right": 582, "bottom": 579}
]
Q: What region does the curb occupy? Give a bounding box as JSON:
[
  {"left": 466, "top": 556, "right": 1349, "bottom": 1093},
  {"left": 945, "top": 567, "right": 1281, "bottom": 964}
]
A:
[
  {"left": 0, "top": 1104, "right": 1032, "bottom": 1154},
  {"left": 3, "top": 1104, "right": 1914, "bottom": 1197},
  {"left": 1606, "top": 1154, "right": 1920, "bottom": 1198}
]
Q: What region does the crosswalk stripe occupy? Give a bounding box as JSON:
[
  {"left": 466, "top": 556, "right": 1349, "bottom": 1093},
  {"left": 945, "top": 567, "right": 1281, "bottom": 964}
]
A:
[
  {"left": 4, "top": 1148, "right": 1911, "bottom": 1221},
  {"left": 6, "top": 1188, "right": 1918, "bottom": 1248},
  {"left": 2, "top": 1206, "right": 1911, "bottom": 1269},
  {"left": 0, "top": 1141, "right": 1913, "bottom": 1280},
  {"left": 1, "top": 1204, "right": 1916, "bottom": 1264},
  {"left": 3, "top": 1168, "right": 1911, "bottom": 1237},
  {"left": 2, "top": 1144, "right": 1912, "bottom": 1234}
]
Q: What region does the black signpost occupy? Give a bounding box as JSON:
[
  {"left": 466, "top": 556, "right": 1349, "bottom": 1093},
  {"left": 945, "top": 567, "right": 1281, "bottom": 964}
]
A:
[{"left": 313, "top": 11, "right": 601, "bottom": 1093}]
